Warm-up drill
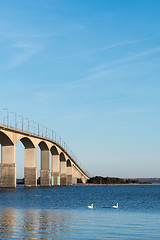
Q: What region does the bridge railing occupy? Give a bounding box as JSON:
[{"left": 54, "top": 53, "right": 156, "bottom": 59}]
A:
[{"left": 0, "top": 108, "right": 89, "bottom": 177}]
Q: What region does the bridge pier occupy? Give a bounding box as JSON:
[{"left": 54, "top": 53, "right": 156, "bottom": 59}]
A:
[
  {"left": 51, "top": 172, "right": 60, "bottom": 185},
  {"left": 40, "top": 170, "right": 50, "bottom": 186},
  {"left": 67, "top": 169, "right": 72, "bottom": 185},
  {"left": 66, "top": 160, "right": 72, "bottom": 185},
  {"left": 60, "top": 174, "right": 66, "bottom": 185},
  {"left": 60, "top": 161, "right": 67, "bottom": 186},
  {"left": 40, "top": 149, "right": 50, "bottom": 187},
  {"left": 0, "top": 145, "right": 16, "bottom": 188},
  {"left": 72, "top": 165, "right": 79, "bottom": 184},
  {"left": 51, "top": 155, "right": 60, "bottom": 186},
  {"left": 81, "top": 175, "right": 87, "bottom": 184},
  {"left": 24, "top": 167, "right": 37, "bottom": 187},
  {"left": 24, "top": 148, "right": 37, "bottom": 187}
]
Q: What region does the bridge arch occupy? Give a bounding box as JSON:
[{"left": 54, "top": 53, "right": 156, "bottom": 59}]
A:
[
  {"left": 0, "top": 131, "right": 14, "bottom": 146},
  {"left": 20, "top": 137, "right": 35, "bottom": 149},
  {"left": 60, "top": 152, "right": 66, "bottom": 162},
  {"left": 38, "top": 141, "right": 49, "bottom": 151},
  {"left": 50, "top": 145, "right": 59, "bottom": 155},
  {"left": 67, "top": 159, "right": 71, "bottom": 167}
]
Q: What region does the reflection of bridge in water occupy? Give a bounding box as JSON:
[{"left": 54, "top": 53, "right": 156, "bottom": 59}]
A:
[
  {"left": 0, "top": 208, "right": 77, "bottom": 239},
  {"left": 0, "top": 110, "right": 89, "bottom": 188}
]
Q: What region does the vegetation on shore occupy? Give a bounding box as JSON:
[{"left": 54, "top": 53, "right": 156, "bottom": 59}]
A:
[{"left": 86, "top": 176, "right": 143, "bottom": 184}]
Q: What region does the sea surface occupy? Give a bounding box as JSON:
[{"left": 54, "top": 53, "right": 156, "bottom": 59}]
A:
[{"left": 0, "top": 184, "right": 159, "bottom": 239}]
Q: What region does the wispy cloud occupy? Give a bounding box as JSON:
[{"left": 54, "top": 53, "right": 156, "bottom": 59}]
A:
[
  {"left": 0, "top": 19, "right": 45, "bottom": 71},
  {"left": 107, "top": 108, "right": 154, "bottom": 116},
  {"left": 0, "top": 19, "right": 86, "bottom": 71},
  {"left": 89, "top": 35, "right": 160, "bottom": 55},
  {"left": 62, "top": 46, "right": 160, "bottom": 88},
  {"left": 56, "top": 37, "right": 155, "bottom": 60},
  {"left": 32, "top": 45, "right": 160, "bottom": 95},
  {"left": 54, "top": 106, "right": 155, "bottom": 123},
  {"left": 80, "top": 38, "right": 151, "bottom": 56},
  {"left": 1, "top": 42, "right": 42, "bottom": 71},
  {"left": 91, "top": 46, "right": 160, "bottom": 73}
]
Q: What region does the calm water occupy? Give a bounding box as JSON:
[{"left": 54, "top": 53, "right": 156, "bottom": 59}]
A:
[{"left": 0, "top": 185, "right": 160, "bottom": 239}]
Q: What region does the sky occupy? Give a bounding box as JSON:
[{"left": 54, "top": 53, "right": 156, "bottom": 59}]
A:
[{"left": 0, "top": 0, "right": 160, "bottom": 178}]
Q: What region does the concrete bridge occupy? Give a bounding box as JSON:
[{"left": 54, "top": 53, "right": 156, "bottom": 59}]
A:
[{"left": 0, "top": 124, "right": 89, "bottom": 188}]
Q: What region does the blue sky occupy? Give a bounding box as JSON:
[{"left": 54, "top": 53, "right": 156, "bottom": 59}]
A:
[{"left": 0, "top": 0, "right": 160, "bottom": 178}]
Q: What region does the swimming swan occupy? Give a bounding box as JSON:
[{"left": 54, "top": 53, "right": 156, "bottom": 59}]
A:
[
  {"left": 112, "top": 203, "right": 118, "bottom": 208},
  {"left": 87, "top": 203, "right": 93, "bottom": 209}
]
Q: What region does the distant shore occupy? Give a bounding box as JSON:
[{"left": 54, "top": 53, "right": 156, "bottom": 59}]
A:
[
  {"left": 86, "top": 176, "right": 153, "bottom": 185},
  {"left": 84, "top": 182, "right": 152, "bottom": 185}
]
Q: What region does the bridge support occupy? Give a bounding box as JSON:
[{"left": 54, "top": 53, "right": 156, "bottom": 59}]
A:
[
  {"left": 81, "top": 175, "right": 87, "bottom": 184},
  {"left": 67, "top": 165, "right": 73, "bottom": 185},
  {"left": 72, "top": 165, "right": 78, "bottom": 184},
  {"left": 24, "top": 148, "right": 37, "bottom": 187},
  {"left": 40, "top": 170, "right": 50, "bottom": 186},
  {"left": 60, "top": 161, "right": 67, "bottom": 186},
  {"left": 24, "top": 167, "right": 37, "bottom": 187},
  {"left": 77, "top": 170, "right": 83, "bottom": 183},
  {"left": 40, "top": 150, "right": 50, "bottom": 187},
  {"left": 51, "top": 155, "right": 60, "bottom": 186},
  {"left": 51, "top": 172, "right": 60, "bottom": 186},
  {"left": 0, "top": 145, "right": 16, "bottom": 188}
]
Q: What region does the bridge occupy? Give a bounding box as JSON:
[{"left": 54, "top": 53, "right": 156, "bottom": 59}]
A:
[{"left": 0, "top": 110, "right": 89, "bottom": 188}]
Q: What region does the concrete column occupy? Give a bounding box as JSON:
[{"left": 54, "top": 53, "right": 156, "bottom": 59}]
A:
[
  {"left": 40, "top": 150, "right": 50, "bottom": 187},
  {"left": 24, "top": 148, "right": 37, "bottom": 187},
  {"left": 67, "top": 166, "right": 73, "bottom": 185},
  {"left": 72, "top": 165, "right": 77, "bottom": 184},
  {"left": 76, "top": 170, "right": 82, "bottom": 183},
  {"left": 81, "top": 175, "right": 87, "bottom": 184},
  {"left": 60, "top": 161, "right": 67, "bottom": 186},
  {"left": 0, "top": 145, "right": 16, "bottom": 188},
  {"left": 51, "top": 155, "right": 60, "bottom": 186}
]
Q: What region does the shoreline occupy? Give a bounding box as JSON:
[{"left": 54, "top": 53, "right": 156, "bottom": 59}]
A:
[{"left": 84, "top": 183, "right": 152, "bottom": 185}]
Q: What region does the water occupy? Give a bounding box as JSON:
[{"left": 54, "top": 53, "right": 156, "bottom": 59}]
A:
[{"left": 0, "top": 185, "right": 159, "bottom": 239}]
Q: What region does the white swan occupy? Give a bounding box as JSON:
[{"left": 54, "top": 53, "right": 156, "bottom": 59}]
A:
[
  {"left": 87, "top": 203, "right": 93, "bottom": 209},
  {"left": 112, "top": 203, "right": 118, "bottom": 208}
]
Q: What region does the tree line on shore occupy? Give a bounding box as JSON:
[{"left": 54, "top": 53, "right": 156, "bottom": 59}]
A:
[{"left": 86, "top": 176, "right": 143, "bottom": 184}]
